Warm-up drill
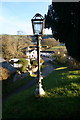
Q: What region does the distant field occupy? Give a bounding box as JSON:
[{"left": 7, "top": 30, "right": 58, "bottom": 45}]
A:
[{"left": 46, "top": 46, "right": 66, "bottom": 51}]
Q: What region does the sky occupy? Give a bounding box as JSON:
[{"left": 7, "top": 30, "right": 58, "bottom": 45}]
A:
[{"left": 0, "top": 0, "right": 52, "bottom": 35}]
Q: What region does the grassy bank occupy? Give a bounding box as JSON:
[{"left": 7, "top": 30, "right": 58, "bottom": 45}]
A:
[
  {"left": 3, "top": 75, "right": 32, "bottom": 96},
  {"left": 46, "top": 45, "right": 66, "bottom": 51},
  {"left": 2, "top": 67, "right": 80, "bottom": 119}
]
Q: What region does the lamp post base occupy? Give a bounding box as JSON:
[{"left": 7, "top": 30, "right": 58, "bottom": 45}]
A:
[
  {"left": 35, "top": 80, "right": 45, "bottom": 97},
  {"left": 35, "top": 88, "right": 45, "bottom": 97},
  {"left": 35, "top": 87, "right": 45, "bottom": 97}
]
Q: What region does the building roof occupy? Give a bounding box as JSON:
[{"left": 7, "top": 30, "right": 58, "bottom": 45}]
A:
[
  {"left": 28, "top": 49, "right": 37, "bottom": 52},
  {"left": 26, "top": 49, "right": 55, "bottom": 53}
]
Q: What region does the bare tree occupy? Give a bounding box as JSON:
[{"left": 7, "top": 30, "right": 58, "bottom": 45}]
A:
[{"left": 41, "top": 38, "right": 60, "bottom": 48}]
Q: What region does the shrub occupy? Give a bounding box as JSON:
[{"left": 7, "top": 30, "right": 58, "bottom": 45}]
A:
[
  {"left": 67, "top": 58, "right": 80, "bottom": 69},
  {"left": 40, "top": 59, "right": 44, "bottom": 64},
  {"left": 30, "top": 59, "right": 44, "bottom": 67},
  {"left": 18, "top": 58, "right": 28, "bottom": 73},
  {"left": 33, "top": 60, "right": 38, "bottom": 66},
  {"left": 0, "top": 66, "right": 10, "bottom": 80},
  {"left": 53, "top": 53, "right": 67, "bottom": 65}
]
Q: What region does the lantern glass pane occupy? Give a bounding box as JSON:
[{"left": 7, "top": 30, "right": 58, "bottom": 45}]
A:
[{"left": 34, "top": 21, "right": 43, "bottom": 35}]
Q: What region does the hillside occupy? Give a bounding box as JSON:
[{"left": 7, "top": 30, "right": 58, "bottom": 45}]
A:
[{"left": 3, "top": 66, "right": 80, "bottom": 119}]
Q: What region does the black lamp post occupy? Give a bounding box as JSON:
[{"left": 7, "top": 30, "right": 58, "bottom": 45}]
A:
[{"left": 31, "top": 13, "right": 45, "bottom": 97}]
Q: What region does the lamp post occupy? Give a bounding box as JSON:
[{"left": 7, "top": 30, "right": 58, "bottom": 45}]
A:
[{"left": 31, "top": 13, "right": 45, "bottom": 97}]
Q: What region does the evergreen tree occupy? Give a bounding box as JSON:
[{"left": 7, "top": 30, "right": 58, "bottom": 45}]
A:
[{"left": 45, "top": 2, "right": 80, "bottom": 61}]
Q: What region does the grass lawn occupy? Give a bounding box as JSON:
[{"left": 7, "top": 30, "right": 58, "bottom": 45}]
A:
[
  {"left": 3, "top": 75, "right": 33, "bottom": 96},
  {"left": 2, "top": 67, "right": 80, "bottom": 119},
  {"left": 46, "top": 46, "right": 66, "bottom": 51}
]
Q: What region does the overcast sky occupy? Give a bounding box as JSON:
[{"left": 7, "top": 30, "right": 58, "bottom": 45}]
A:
[{"left": 0, "top": 0, "right": 52, "bottom": 35}]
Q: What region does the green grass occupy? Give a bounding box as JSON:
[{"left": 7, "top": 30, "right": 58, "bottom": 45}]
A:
[
  {"left": 3, "top": 75, "right": 33, "bottom": 96},
  {"left": 46, "top": 46, "right": 66, "bottom": 51},
  {"left": 2, "top": 67, "right": 80, "bottom": 119},
  {"left": 44, "top": 68, "right": 80, "bottom": 97}
]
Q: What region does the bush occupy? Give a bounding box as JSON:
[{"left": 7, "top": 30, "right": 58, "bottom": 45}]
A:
[
  {"left": 0, "top": 66, "right": 10, "bottom": 80},
  {"left": 40, "top": 59, "right": 44, "bottom": 64},
  {"left": 53, "top": 53, "right": 67, "bottom": 65},
  {"left": 67, "top": 58, "right": 80, "bottom": 69},
  {"left": 30, "top": 59, "right": 44, "bottom": 67},
  {"left": 18, "top": 58, "right": 28, "bottom": 73}
]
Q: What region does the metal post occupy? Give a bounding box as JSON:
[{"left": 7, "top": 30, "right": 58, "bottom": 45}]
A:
[
  {"left": 35, "top": 35, "right": 45, "bottom": 97},
  {"left": 37, "top": 35, "right": 40, "bottom": 82}
]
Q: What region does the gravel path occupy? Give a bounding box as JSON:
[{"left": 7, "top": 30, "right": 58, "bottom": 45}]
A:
[{"left": 42, "top": 63, "right": 55, "bottom": 77}]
